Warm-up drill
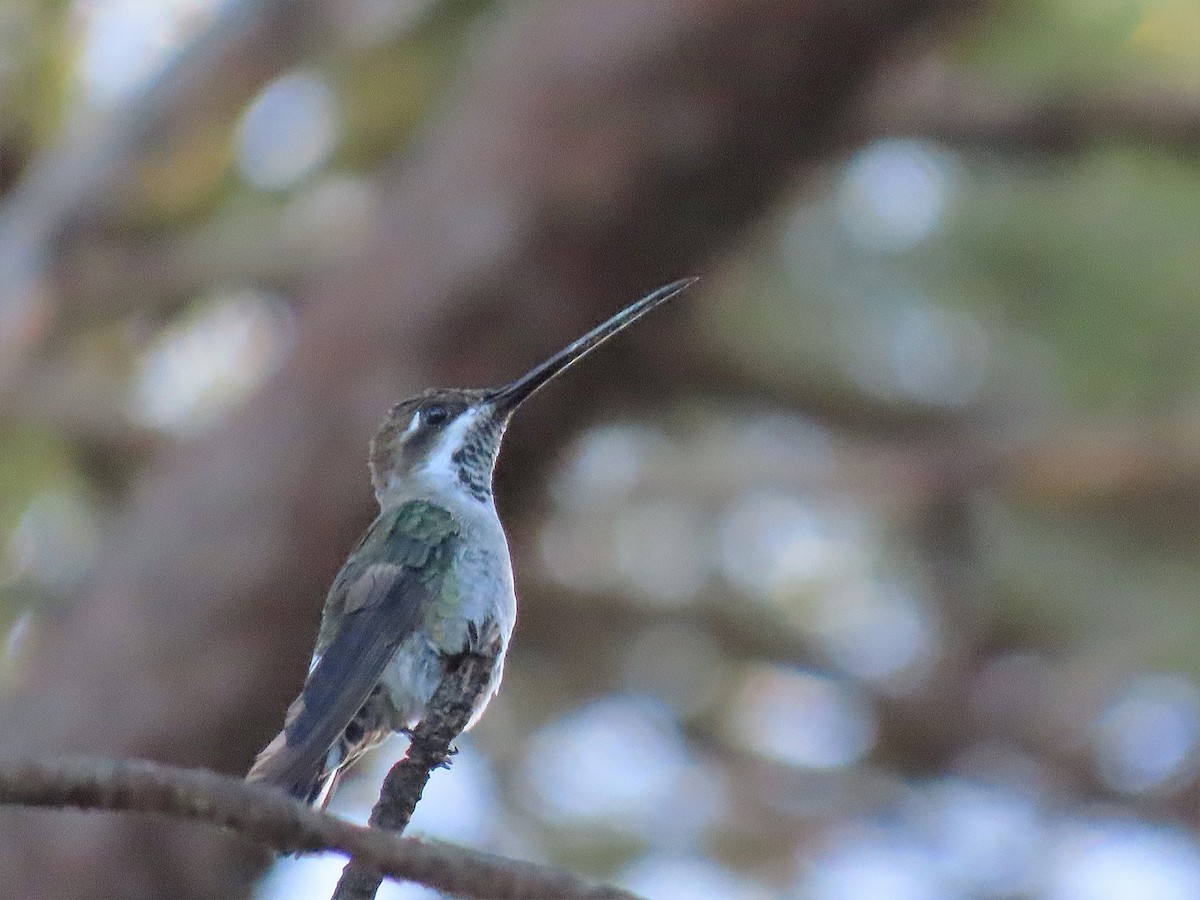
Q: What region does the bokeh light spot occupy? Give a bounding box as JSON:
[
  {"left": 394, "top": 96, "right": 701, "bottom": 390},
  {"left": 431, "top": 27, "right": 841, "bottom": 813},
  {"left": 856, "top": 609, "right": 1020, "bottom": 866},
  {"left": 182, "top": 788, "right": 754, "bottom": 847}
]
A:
[
  {"left": 728, "top": 665, "right": 876, "bottom": 769},
  {"left": 131, "top": 288, "right": 295, "bottom": 433},
  {"left": 236, "top": 69, "right": 341, "bottom": 191},
  {"left": 620, "top": 854, "right": 771, "bottom": 900},
  {"left": 551, "top": 423, "right": 666, "bottom": 512},
  {"left": 74, "top": 0, "right": 220, "bottom": 106},
  {"left": 802, "top": 828, "right": 942, "bottom": 900},
  {"left": 1092, "top": 673, "right": 1200, "bottom": 795},
  {"left": 1047, "top": 819, "right": 1200, "bottom": 900},
  {"left": 718, "top": 492, "right": 870, "bottom": 602},
  {"left": 815, "top": 579, "right": 935, "bottom": 687},
  {"left": 7, "top": 489, "right": 98, "bottom": 595},
  {"left": 920, "top": 776, "right": 1045, "bottom": 896},
  {"left": 837, "top": 139, "right": 953, "bottom": 253},
  {"left": 521, "top": 695, "right": 721, "bottom": 843}
]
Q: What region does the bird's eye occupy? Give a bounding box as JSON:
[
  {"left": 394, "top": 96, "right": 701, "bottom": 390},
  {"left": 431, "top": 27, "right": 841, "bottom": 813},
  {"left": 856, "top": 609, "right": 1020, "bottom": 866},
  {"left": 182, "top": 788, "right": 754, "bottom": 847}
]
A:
[{"left": 423, "top": 404, "right": 449, "bottom": 425}]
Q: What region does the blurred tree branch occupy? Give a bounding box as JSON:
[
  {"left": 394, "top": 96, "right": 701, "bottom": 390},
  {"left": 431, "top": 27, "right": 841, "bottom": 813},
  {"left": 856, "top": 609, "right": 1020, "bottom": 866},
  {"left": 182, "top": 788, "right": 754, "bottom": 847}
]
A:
[
  {"left": 0, "top": 756, "right": 634, "bottom": 900},
  {"left": 863, "top": 63, "right": 1200, "bottom": 156},
  {"left": 0, "top": 0, "right": 332, "bottom": 384},
  {"left": 0, "top": 1, "right": 992, "bottom": 897},
  {"left": 21, "top": 74, "right": 1199, "bottom": 362}
]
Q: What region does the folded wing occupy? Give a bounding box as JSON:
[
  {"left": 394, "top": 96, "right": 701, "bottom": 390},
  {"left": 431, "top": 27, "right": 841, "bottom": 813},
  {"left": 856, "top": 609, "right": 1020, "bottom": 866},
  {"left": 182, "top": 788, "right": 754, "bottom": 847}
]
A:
[{"left": 247, "top": 500, "right": 459, "bottom": 801}]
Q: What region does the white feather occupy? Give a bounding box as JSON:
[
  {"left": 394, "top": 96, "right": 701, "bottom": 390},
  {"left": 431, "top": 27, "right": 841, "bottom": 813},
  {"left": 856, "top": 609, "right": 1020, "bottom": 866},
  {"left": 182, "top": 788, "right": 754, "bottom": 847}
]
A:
[{"left": 415, "top": 408, "right": 484, "bottom": 497}]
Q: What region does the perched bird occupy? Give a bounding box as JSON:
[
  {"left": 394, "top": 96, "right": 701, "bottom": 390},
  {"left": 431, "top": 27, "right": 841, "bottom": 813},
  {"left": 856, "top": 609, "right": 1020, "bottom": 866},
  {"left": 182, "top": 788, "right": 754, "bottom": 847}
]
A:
[{"left": 247, "top": 279, "right": 694, "bottom": 807}]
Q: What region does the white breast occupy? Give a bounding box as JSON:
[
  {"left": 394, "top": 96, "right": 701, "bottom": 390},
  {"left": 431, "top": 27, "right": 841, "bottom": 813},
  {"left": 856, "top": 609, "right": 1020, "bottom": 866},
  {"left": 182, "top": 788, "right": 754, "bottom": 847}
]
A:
[
  {"left": 378, "top": 491, "right": 516, "bottom": 728},
  {"left": 449, "top": 492, "right": 517, "bottom": 639}
]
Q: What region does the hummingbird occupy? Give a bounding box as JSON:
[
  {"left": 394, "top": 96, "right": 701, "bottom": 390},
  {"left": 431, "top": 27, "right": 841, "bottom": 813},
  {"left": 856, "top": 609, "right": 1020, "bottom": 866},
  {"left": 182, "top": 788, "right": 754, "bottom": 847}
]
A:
[{"left": 247, "top": 279, "right": 694, "bottom": 807}]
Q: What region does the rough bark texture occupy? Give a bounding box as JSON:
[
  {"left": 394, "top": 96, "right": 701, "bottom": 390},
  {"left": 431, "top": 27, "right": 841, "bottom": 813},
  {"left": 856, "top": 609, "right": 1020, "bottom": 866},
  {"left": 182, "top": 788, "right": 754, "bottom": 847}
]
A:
[
  {"left": 333, "top": 642, "right": 501, "bottom": 900},
  {"left": 0, "top": 757, "right": 636, "bottom": 900},
  {"left": 0, "top": 1, "right": 986, "bottom": 896}
]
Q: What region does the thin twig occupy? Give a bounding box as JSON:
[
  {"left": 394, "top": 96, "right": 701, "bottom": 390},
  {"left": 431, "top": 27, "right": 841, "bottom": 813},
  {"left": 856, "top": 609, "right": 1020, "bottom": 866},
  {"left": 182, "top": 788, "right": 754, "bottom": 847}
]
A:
[
  {"left": 333, "top": 640, "right": 503, "bottom": 900},
  {"left": 0, "top": 756, "right": 637, "bottom": 900}
]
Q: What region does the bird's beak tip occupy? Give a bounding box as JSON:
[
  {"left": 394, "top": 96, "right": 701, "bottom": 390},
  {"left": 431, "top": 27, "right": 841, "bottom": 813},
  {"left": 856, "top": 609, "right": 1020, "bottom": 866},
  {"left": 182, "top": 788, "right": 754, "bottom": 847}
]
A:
[{"left": 487, "top": 277, "right": 696, "bottom": 414}]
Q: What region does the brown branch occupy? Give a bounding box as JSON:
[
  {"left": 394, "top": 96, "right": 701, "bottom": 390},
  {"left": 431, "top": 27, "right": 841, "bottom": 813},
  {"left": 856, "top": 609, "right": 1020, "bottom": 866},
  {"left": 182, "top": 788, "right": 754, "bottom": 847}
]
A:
[
  {"left": 0, "top": 756, "right": 635, "bottom": 900},
  {"left": 334, "top": 640, "right": 503, "bottom": 900}
]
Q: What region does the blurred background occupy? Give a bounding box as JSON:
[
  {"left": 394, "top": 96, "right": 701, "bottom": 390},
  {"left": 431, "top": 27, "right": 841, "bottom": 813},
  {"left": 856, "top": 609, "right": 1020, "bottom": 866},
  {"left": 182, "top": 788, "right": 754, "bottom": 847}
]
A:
[{"left": 0, "top": 0, "right": 1197, "bottom": 898}]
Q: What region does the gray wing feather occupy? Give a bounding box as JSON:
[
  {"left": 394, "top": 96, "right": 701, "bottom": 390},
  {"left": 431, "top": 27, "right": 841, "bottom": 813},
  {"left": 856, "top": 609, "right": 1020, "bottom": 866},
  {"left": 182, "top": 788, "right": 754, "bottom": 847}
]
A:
[
  {"left": 248, "top": 501, "right": 458, "bottom": 800},
  {"left": 246, "top": 564, "right": 430, "bottom": 797}
]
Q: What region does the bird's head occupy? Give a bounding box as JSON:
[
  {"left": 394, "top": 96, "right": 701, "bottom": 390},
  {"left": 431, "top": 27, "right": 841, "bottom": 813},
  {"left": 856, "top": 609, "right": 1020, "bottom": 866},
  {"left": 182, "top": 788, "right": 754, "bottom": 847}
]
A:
[{"left": 369, "top": 278, "right": 696, "bottom": 504}]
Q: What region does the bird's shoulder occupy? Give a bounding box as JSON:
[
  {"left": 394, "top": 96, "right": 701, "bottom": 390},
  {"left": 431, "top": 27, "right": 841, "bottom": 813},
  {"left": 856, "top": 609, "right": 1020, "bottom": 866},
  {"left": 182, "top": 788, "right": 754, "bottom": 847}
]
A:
[
  {"left": 315, "top": 500, "right": 461, "bottom": 647},
  {"left": 350, "top": 498, "right": 460, "bottom": 568}
]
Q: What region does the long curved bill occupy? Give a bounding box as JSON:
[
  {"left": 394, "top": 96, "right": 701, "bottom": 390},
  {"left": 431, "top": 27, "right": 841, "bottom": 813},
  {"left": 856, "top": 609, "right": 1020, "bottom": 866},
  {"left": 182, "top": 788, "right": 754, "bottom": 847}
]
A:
[{"left": 488, "top": 278, "right": 697, "bottom": 415}]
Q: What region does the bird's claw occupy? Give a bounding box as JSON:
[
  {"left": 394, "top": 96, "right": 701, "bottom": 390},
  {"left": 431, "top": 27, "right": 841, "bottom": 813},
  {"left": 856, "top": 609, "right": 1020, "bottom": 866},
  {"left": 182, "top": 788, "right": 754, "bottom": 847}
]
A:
[{"left": 435, "top": 744, "right": 459, "bottom": 770}]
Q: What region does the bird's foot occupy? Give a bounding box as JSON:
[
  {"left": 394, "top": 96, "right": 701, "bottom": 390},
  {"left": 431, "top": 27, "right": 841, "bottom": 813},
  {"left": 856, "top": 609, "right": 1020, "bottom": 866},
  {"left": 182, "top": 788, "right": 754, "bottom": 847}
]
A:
[{"left": 434, "top": 744, "right": 459, "bottom": 770}]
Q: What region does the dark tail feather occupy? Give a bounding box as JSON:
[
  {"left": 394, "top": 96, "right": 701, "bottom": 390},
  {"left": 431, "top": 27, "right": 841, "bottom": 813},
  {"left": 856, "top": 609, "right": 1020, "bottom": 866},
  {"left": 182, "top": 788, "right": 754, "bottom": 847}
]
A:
[
  {"left": 246, "top": 728, "right": 340, "bottom": 808},
  {"left": 248, "top": 687, "right": 393, "bottom": 809}
]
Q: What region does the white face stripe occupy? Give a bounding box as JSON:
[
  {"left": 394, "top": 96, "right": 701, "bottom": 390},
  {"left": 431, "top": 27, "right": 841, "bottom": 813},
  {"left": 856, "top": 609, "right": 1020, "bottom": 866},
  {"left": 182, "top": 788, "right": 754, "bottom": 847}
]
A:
[
  {"left": 419, "top": 406, "right": 480, "bottom": 492},
  {"left": 401, "top": 410, "right": 421, "bottom": 439}
]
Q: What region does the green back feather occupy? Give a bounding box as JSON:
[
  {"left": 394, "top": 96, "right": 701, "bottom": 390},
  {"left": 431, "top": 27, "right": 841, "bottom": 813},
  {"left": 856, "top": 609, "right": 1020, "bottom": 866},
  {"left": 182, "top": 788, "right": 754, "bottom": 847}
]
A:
[{"left": 315, "top": 500, "right": 459, "bottom": 652}]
